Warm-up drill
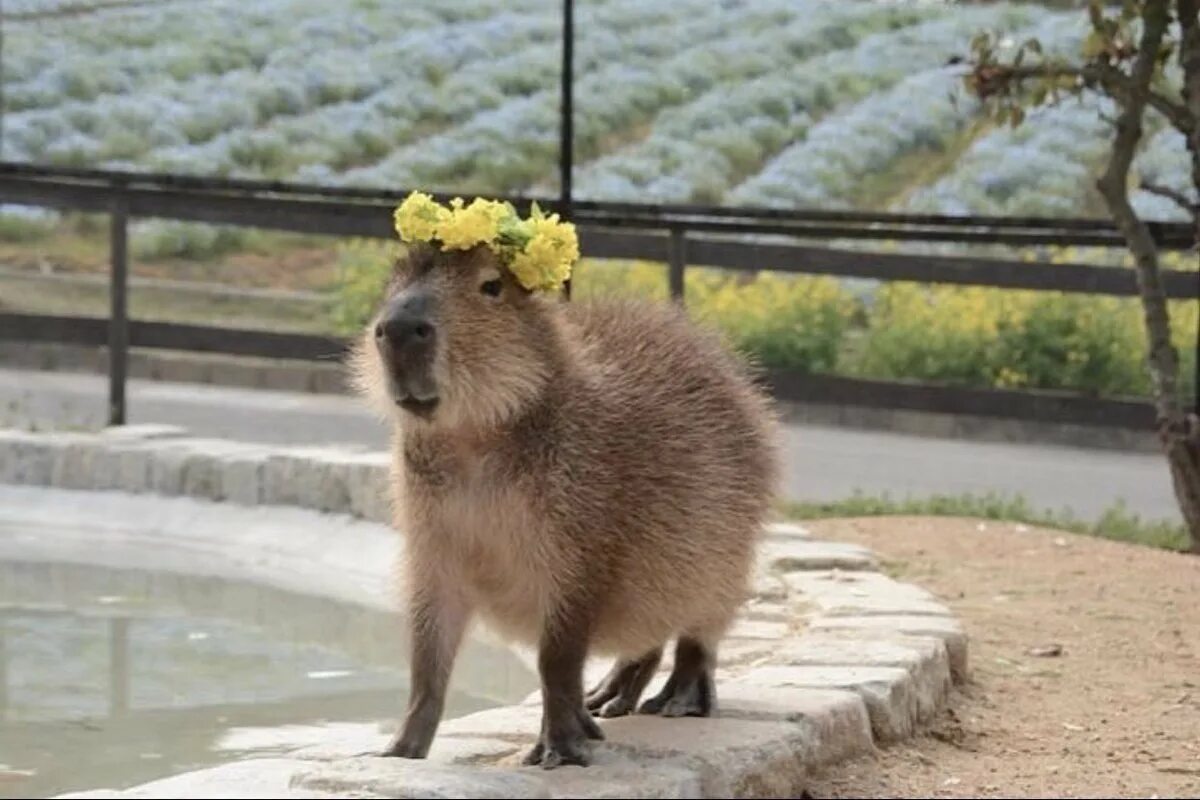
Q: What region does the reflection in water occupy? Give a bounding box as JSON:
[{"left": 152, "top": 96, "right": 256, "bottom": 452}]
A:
[{"left": 0, "top": 560, "right": 537, "bottom": 800}]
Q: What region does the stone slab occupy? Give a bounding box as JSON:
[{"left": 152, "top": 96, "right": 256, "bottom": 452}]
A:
[
  {"left": 729, "top": 664, "right": 930, "bottom": 743},
  {"left": 532, "top": 753, "right": 703, "bottom": 799},
  {"left": 99, "top": 424, "right": 188, "bottom": 441},
  {"left": 58, "top": 758, "right": 349, "bottom": 799},
  {"left": 290, "top": 724, "right": 521, "bottom": 767},
  {"left": 715, "top": 685, "right": 873, "bottom": 767},
  {"left": 593, "top": 715, "right": 812, "bottom": 798},
  {"left": 763, "top": 522, "right": 811, "bottom": 540},
  {"left": 292, "top": 758, "right": 550, "bottom": 799},
  {"left": 808, "top": 614, "right": 969, "bottom": 682},
  {"left": 758, "top": 539, "right": 877, "bottom": 573},
  {"left": 786, "top": 570, "right": 951, "bottom": 617}
]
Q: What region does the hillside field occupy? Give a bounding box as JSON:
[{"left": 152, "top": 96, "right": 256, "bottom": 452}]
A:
[
  {"left": 2, "top": 0, "right": 1196, "bottom": 403},
  {"left": 3, "top": 0, "right": 1192, "bottom": 220}
]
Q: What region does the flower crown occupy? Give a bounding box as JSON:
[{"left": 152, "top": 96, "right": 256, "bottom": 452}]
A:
[{"left": 393, "top": 191, "right": 579, "bottom": 292}]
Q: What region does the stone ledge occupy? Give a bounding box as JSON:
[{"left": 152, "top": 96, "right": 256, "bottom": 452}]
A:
[
  {"left": 782, "top": 570, "right": 953, "bottom": 617},
  {"left": 0, "top": 425, "right": 394, "bottom": 524},
  {"left": 758, "top": 539, "right": 877, "bottom": 573},
  {"left": 0, "top": 426, "right": 969, "bottom": 799}
]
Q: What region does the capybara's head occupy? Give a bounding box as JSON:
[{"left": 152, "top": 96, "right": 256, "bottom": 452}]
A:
[{"left": 354, "top": 242, "right": 559, "bottom": 429}]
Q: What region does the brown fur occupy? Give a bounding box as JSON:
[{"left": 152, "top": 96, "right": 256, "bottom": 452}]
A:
[{"left": 351, "top": 243, "right": 780, "bottom": 764}]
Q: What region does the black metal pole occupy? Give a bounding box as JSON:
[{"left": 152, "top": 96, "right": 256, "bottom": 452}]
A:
[
  {"left": 108, "top": 196, "right": 129, "bottom": 426},
  {"left": 1, "top": 0, "right": 5, "bottom": 161},
  {"left": 560, "top": 0, "right": 574, "bottom": 213},
  {"left": 560, "top": 0, "right": 574, "bottom": 300}
]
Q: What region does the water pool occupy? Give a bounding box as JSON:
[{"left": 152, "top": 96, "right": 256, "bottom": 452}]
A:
[{"left": 0, "top": 559, "right": 537, "bottom": 799}]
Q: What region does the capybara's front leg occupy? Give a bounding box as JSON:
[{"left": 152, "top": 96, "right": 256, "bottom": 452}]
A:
[
  {"left": 523, "top": 607, "right": 604, "bottom": 768},
  {"left": 383, "top": 585, "right": 470, "bottom": 759}
]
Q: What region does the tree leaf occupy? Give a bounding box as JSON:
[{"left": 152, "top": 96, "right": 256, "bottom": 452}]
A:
[
  {"left": 1031, "top": 81, "right": 1049, "bottom": 107},
  {"left": 1082, "top": 30, "right": 1108, "bottom": 59}
]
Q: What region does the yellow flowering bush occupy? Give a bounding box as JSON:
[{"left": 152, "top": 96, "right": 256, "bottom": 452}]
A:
[
  {"left": 331, "top": 237, "right": 1197, "bottom": 402},
  {"left": 391, "top": 191, "right": 578, "bottom": 292},
  {"left": 573, "top": 261, "right": 858, "bottom": 373},
  {"left": 688, "top": 269, "right": 857, "bottom": 373},
  {"left": 855, "top": 283, "right": 1028, "bottom": 387},
  {"left": 855, "top": 281, "right": 1198, "bottom": 399},
  {"left": 573, "top": 258, "right": 670, "bottom": 301}
]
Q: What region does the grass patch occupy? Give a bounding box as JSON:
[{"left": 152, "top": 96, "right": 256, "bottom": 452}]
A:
[
  {"left": 0, "top": 271, "right": 334, "bottom": 333},
  {"left": 785, "top": 490, "right": 1191, "bottom": 552},
  {"left": 858, "top": 118, "right": 993, "bottom": 209}
]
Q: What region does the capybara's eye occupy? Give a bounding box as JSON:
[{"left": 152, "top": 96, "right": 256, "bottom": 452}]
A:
[{"left": 480, "top": 278, "right": 503, "bottom": 297}]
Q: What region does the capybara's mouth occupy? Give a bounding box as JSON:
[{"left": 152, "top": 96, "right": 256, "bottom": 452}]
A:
[
  {"left": 382, "top": 351, "right": 440, "bottom": 418},
  {"left": 396, "top": 395, "right": 439, "bottom": 419}
]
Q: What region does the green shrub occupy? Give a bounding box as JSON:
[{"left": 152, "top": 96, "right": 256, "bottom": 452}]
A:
[
  {"left": 992, "top": 292, "right": 1150, "bottom": 396},
  {"left": 786, "top": 490, "right": 1190, "bottom": 552},
  {"left": 854, "top": 283, "right": 1005, "bottom": 386},
  {"left": 329, "top": 255, "right": 858, "bottom": 373},
  {"left": 325, "top": 249, "right": 1194, "bottom": 400},
  {"left": 130, "top": 222, "right": 264, "bottom": 261},
  {"left": 854, "top": 280, "right": 1197, "bottom": 399},
  {"left": 329, "top": 239, "right": 400, "bottom": 334},
  {"left": 577, "top": 260, "right": 858, "bottom": 372},
  {"left": 573, "top": 259, "right": 669, "bottom": 300},
  {"left": 687, "top": 268, "right": 857, "bottom": 373},
  {"left": 0, "top": 210, "right": 57, "bottom": 242}
]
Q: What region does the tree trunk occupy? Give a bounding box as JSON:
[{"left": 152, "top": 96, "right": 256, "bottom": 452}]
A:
[
  {"left": 1173, "top": 0, "right": 1200, "bottom": 551},
  {"left": 1096, "top": 0, "right": 1200, "bottom": 552},
  {"left": 1176, "top": 0, "right": 1200, "bottom": 229}
]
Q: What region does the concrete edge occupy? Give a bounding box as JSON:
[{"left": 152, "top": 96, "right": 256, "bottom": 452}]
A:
[{"left": 1, "top": 426, "right": 969, "bottom": 799}]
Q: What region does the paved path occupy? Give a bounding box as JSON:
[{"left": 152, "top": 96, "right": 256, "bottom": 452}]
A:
[{"left": 0, "top": 367, "right": 1178, "bottom": 523}]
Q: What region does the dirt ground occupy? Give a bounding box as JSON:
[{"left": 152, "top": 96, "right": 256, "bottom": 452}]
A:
[{"left": 801, "top": 516, "right": 1199, "bottom": 799}]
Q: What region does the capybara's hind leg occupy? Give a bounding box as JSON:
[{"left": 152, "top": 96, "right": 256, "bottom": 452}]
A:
[
  {"left": 585, "top": 647, "right": 663, "bottom": 718},
  {"left": 637, "top": 635, "right": 715, "bottom": 718}
]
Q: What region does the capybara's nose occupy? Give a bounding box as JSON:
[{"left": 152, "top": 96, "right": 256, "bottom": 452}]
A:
[{"left": 376, "top": 293, "right": 436, "bottom": 349}]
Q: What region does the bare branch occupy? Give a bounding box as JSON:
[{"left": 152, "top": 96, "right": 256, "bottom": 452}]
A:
[
  {"left": 1141, "top": 180, "right": 1199, "bottom": 218},
  {"left": 971, "top": 62, "right": 1193, "bottom": 133}
]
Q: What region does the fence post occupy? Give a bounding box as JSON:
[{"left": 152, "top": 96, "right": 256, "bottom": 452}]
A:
[
  {"left": 108, "top": 194, "right": 129, "bottom": 426},
  {"left": 668, "top": 227, "right": 687, "bottom": 303}
]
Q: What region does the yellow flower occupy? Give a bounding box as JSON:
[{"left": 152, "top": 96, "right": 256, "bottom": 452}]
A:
[
  {"left": 437, "top": 197, "right": 508, "bottom": 251},
  {"left": 393, "top": 191, "right": 448, "bottom": 243},
  {"left": 390, "top": 193, "right": 579, "bottom": 293},
  {"left": 508, "top": 213, "right": 579, "bottom": 291}
]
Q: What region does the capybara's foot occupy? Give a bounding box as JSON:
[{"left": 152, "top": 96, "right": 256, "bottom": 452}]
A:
[
  {"left": 585, "top": 647, "right": 663, "bottom": 718},
  {"left": 522, "top": 707, "right": 601, "bottom": 768},
  {"left": 638, "top": 636, "right": 715, "bottom": 717},
  {"left": 578, "top": 706, "right": 605, "bottom": 740},
  {"left": 381, "top": 734, "right": 428, "bottom": 759}
]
